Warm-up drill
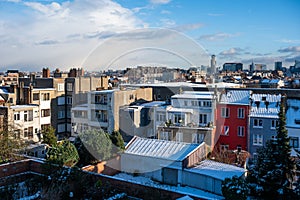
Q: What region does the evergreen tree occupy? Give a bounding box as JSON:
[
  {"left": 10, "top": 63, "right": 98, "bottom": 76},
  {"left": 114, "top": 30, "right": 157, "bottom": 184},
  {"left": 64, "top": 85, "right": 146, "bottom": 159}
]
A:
[
  {"left": 78, "top": 129, "right": 112, "bottom": 161},
  {"left": 247, "top": 96, "right": 296, "bottom": 198},
  {"left": 47, "top": 139, "right": 79, "bottom": 167},
  {"left": 42, "top": 126, "right": 57, "bottom": 146},
  {"left": 74, "top": 136, "right": 98, "bottom": 166},
  {"left": 109, "top": 131, "right": 125, "bottom": 150}
]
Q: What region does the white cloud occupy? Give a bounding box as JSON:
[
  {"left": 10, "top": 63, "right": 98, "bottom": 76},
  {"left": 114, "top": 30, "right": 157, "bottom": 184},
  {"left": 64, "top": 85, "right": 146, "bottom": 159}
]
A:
[
  {"left": 199, "top": 32, "right": 239, "bottom": 41},
  {"left": 278, "top": 46, "right": 300, "bottom": 53},
  {"left": 208, "top": 13, "right": 224, "bottom": 17},
  {"left": 278, "top": 39, "right": 300, "bottom": 44},
  {"left": 0, "top": 0, "right": 143, "bottom": 69},
  {"left": 150, "top": 0, "right": 171, "bottom": 4},
  {"left": 219, "top": 48, "right": 244, "bottom": 56}
]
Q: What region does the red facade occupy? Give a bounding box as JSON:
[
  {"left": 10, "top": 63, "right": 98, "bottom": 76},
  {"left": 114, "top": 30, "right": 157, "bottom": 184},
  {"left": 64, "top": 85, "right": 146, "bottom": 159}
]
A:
[{"left": 215, "top": 104, "right": 249, "bottom": 151}]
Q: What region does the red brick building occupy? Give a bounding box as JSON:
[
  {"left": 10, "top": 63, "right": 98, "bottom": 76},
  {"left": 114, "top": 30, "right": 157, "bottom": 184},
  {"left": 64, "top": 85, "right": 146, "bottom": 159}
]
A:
[{"left": 215, "top": 90, "right": 250, "bottom": 151}]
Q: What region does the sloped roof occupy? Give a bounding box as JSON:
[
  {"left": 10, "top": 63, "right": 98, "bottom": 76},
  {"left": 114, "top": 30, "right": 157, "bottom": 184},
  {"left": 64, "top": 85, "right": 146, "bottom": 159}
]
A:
[
  {"left": 250, "top": 93, "right": 281, "bottom": 118},
  {"left": 219, "top": 90, "right": 250, "bottom": 105},
  {"left": 251, "top": 93, "right": 281, "bottom": 102},
  {"left": 187, "top": 159, "right": 245, "bottom": 180},
  {"left": 124, "top": 136, "right": 203, "bottom": 161}
]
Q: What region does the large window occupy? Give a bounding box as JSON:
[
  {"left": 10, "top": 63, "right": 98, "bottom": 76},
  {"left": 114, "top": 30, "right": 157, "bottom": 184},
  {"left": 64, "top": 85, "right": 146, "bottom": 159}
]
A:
[
  {"left": 254, "top": 119, "right": 263, "bottom": 128},
  {"left": 156, "top": 113, "right": 166, "bottom": 122},
  {"left": 95, "top": 95, "right": 107, "bottom": 105},
  {"left": 24, "top": 110, "right": 33, "bottom": 121},
  {"left": 221, "top": 107, "right": 229, "bottom": 118},
  {"left": 33, "top": 93, "right": 39, "bottom": 101},
  {"left": 57, "top": 83, "right": 64, "bottom": 92},
  {"left": 237, "top": 126, "right": 245, "bottom": 137},
  {"left": 253, "top": 134, "right": 263, "bottom": 146},
  {"left": 290, "top": 137, "right": 299, "bottom": 148},
  {"left": 237, "top": 108, "right": 245, "bottom": 119},
  {"left": 41, "top": 109, "right": 50, "bottom": 117},
  {"left": 58, "top": 110, "right": 65, "bottom": 119},
  {"left": 199, "top": 114, "right": 207, "bottom": 125},
  {"left": 192, "top": 133, "right": 204, "bottom": 143},
  {"left": 174, "top": 113, "right": 184, "bottom": 124},
  {"left": 41, "top": 93, "right": 50, "bottom": 101},
  {"left": 203, "top": 101, "right": 212, "bottom": 107},
  {"left": 222, "top": 126, "right": 229, "bottom": 135},
  {"left": 14, "top": 112, "right": 20, "bottom": 121},
  {"left": 67, "top": 96, "right": 72, "bottom": 105},
  {"left": 271, "top": 119, "right": 279, "bottom": 129},
  {"left": 95, "top": 110, "right": 108, "bottom": 122},
  {"left": 67, "top": 83, "right": 73, "bottom": 92}
]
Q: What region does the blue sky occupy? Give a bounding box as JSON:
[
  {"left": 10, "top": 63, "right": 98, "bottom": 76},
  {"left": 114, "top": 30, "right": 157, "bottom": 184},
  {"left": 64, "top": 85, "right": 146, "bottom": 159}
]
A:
[{"left": 0, "top": 0, "right": 299, "bottom": 71}]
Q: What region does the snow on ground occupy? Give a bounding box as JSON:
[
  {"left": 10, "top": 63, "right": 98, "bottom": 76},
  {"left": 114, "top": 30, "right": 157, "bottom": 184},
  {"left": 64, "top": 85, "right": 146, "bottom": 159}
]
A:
[{"left": 113, "top": 173, "right": 224, "bottom": 200}]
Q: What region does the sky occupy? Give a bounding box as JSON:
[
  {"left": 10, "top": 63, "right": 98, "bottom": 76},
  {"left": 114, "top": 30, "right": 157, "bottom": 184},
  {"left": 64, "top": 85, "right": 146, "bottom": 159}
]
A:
[{"left": 0, "top": 0, "right": 299, "bottom": 71}]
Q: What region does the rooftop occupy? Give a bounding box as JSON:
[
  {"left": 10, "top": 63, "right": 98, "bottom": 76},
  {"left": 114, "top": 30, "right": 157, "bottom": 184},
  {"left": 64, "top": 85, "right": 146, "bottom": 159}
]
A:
[
  {"left": 124, "top": 136, "right": 203, "bottom": 162},
  {"left": 172, "top": 91, "right": 214, "bottom": 100},
  {"left": 187, "top": 159, "right": 246, "bottom": 181},
  {"left": 219, "top": 90, "right": 250, "bottom": 105}
]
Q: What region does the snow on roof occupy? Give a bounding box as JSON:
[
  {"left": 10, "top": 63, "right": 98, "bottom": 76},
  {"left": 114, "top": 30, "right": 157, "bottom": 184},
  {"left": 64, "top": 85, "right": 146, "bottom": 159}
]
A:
[
  {"left": 220, "top": 90, "right": 250, "bottom": 105},
  {"left": 250, "top": 107, "right": 279, "bottom": 118},
  {"left": 187, "top": 159, "right": 245, "bottom": 181},
  {"left": 125, "top": 136, "right": 203, "bottom": 161},
  {"left": 176, "top": 195, "right": 194, "bottom": 200},
  {"left": 172, "top": 92, "right": 214, "bottom": 100},
  {"left": 10, "top": 104, "right": 39, "bottom": 109},
  {"left": 251, "top": 93, "right": 281, "bottom": 102},
  {"left": 141, "top": 101, "right": 166, "bottom": 107},
  {"left": 0, "top": 88, "right": 9, "bottom": 94},
  {"left": 286, "top": 99, "right": 300, "bottom": 127},
  {"left": 168, "top": 107, "right": 194, "bottom": 114}
]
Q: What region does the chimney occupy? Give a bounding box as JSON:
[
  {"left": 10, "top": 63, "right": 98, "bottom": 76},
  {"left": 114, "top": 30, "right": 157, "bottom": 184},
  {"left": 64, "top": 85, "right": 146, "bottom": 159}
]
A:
[{"left": 42, "top": 68, "right": 50, "bottom": 78}]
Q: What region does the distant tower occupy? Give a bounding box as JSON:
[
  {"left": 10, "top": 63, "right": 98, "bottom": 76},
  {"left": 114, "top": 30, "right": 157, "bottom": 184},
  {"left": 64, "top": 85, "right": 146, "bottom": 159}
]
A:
[
  {"left": 210, "top": 55, "right": 216, "bottom": 74},
  {"left": 250, "top": 60, "right": 255, "bottom": 72},
  {"left": 275, "top": 61, "right": 282, "bottom": 71}
]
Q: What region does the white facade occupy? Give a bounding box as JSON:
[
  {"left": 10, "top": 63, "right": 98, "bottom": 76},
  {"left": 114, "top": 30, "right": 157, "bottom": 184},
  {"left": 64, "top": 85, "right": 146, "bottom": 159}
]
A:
[{"left": 11, "top": 105, "right": 41, "bottom": 142}]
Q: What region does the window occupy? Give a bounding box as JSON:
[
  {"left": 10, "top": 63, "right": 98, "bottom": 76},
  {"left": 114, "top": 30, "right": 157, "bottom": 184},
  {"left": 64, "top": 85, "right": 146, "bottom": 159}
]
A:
[
  {"left": 199, "top": 114, "right": 207, "bottom": 125},
  {"left": 191, "top": 101, "right": 198, "bottom": 106},
  {"left": 271, "top": 120, "right": 279, "bottom": 129},
  {"left": 28, "top": 127, "right": 33, "bottom": 139},
  {"left": 203, "top": 101, "right": 212, "bottom": 107},
  {"left": 24, "top": 128, "right": 28, "bottom": 138},
  {"left": 57, "top": 124, "right": 65, "bottom": 133},
  {"left": 160, "top": 131, "right": 169, "bottom": 141},
  {"left": 184, "top": 101, "right": 188, "bottom": 106},
  {"left": 67, "top": 83, "right": 73, "bottom": 91},
  {"left": 14, "top": 112, "right": 20, "bottom": 120},
  {"left": 58, "top": 110, "right": 65, "bottom": 119},
  {"left": 14, "top": 130, "right": 20, "bottom": 139},
  {"left": 33, "top": 93, "right": 39, "bottom": 101},
  {"left": 41, "top": 109, "right": 50, "bottom": 117},
  {"left": 221, "top": 107, "right": 229, "bottom": 118},
  {"left": 95, "top": 110, "right": 108, "bottom": 122},
  {"left": 95, "top": 95, "right": 107, "bottom": 105},
  {"left": 41, "top": 124, "right": 50, "bottom": 132},
  {"left": 74, "top": 111, "right": 87, "bottom": 118},
  {"left": 237, "top": 108, "right": 245, "bottom": 119},
  {"left": 57, "top": 97, "right": 65, "bottom": 105},
  {"left": 253, "top": 134, "right": 263, "bottom": 146},
  {"left": 192, "top": 133, "right": 204, "bottom": 143},
  {"left": 237, "top": 145, "right": 242, "bottom": 152},
  {"left": 237, "top": 126, "right": 245, "bottom": 137},
  {"left": 174, "top": 113, "right": 184, "bottom": 124},
  {"left": 35, "top": 128, "right": 38, "bottom": 133},
  {"left": 290, "top": 137, "right": 299, "bottom": 148},
  {"left": 220, "top": 144, "right": 229, "bottom": 151},
  {"left": 67, "top": 96, "right": 72, "bottom": 105},
  {"left": 156, "top": 113, "right": 166, "bottom": 122},
  {"left": 24, "top": 110, "right": 33, "bottom": 121},
  {"left": 222, "top": 126, "right": 229, "bottom": 135},
  {"left": 254, "top": 119, "right": 263, "bottom": 128},
  {"left": 57, "top": 83, "right": 64, "bottom": 92},
  {"left": 176, "top": 132, "right": 183, "bottom": 142},
  {"left": 41, "top": 93, "right": 50, "bottom": 101}
]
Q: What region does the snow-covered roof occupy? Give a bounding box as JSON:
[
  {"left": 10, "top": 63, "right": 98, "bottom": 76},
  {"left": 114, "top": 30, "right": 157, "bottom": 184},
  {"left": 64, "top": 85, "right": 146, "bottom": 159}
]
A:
[
  {"left": 219, "top": 90, "right": 250, "bottom": 105},
  {"left": 141, "top": 101, "right": 166, "bottom": 107},
  {"left": 10, "top": 104, "right": 39, "bottom": 110},
  {"left": 172, "top": 92, "right": 214, "bottom": 100},
  {"left": 286, "top": 99, "right": 300, "bottom": 128},
  {"left": 125, "top": 136, "right": 203, "bottom": 162},
  {"left": 251, "top": 93, "right": 281, "bottom": 102},
  {"left": 0, "top": 88, "right": 9, "bottom": 94},
  {"left": 250, "top": 107, "right": 279, "bottom": 118},
  {"left": 187, "top": 159, "right": 245, "bottom": 181},
  {"left": 168, "top": 107, "right": 194, "bottom": 114}
]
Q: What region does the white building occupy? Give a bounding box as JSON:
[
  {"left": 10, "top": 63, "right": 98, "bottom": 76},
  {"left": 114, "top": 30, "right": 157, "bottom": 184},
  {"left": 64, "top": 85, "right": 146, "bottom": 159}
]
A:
[{"left": 286, "top": 98, "right": 300, "bottom": 150}]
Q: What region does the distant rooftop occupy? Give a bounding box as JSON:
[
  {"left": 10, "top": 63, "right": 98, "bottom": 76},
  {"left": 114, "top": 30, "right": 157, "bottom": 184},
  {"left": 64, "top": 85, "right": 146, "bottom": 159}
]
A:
[
  {"left": 125, "top": 136, "right": 204, "bottom": 162},
  {"left": 219, "top": 90, "right": 250, "bottom": 105}
]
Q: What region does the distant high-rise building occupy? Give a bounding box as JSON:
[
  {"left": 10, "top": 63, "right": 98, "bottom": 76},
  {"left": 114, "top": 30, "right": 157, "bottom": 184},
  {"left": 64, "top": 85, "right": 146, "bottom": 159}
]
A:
[
  {"left": 210, "top": 55, "right": 216, "bottom": 74},
  {"left": 249, "top": 61, "right": 255, "bottom": 72},
  {"left": 222, "top": 63, "right": 243, "bottom": 72},
  {"left": 275, "top": 61, "right": 283, "bottom": 71}
]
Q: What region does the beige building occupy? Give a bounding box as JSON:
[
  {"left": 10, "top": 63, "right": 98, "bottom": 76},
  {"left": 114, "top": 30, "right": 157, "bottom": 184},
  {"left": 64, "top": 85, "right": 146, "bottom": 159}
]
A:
[{"left": 71, "top": 87, "right": 152, "bottom": 136}]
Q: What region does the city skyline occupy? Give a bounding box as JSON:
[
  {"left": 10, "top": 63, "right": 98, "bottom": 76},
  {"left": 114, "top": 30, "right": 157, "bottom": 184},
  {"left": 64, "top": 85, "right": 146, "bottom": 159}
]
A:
[{"left": 0, "top": 0, "right": 299, "bottom": 71}]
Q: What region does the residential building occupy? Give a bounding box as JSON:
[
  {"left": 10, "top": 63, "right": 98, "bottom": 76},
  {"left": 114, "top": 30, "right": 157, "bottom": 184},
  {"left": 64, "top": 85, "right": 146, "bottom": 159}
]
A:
[
  {"left": 286, "top": 98, "right": 300, "bottom": 150},
  {"left": 156, "top": 91, "right": 217, "bottom": 148},
  {"left": 248, "top": 94, "right": 281, "bottom": 156},
  {"left": 71, "top": 87, "right": 152, "bottom": 136},
  {"left": 216, "top": 90, "right": 250, "bottom": 151}
]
